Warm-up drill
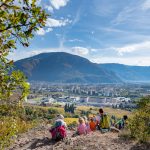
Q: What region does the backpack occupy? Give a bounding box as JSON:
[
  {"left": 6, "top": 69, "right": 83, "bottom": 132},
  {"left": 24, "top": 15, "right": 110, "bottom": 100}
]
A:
[
  {"left": 100, "top": 114, "right": 110, "bottom": 129},
  {"left": 50, "top": 126, "right": 67, "bottom": 141}
]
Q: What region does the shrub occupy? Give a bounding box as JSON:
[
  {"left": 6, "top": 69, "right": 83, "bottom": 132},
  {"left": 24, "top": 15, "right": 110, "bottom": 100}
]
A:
[
  {"left": 73, "top": 114, "right": 79, "bottom": 118},
  {"left": 0, "top": 117, "right": 38, "bottom": 149},
  {"left": 64, "top": 112, "right": 72, "bottom": 118},
  {"left": 48, "top": 108, "right": 59, "bottom": 114},
  {"left": 128, "top": 96, "right": 150, "bottom": 143},
  {"left": 0, "top": 117, "right": 18, "bottom": 149}
]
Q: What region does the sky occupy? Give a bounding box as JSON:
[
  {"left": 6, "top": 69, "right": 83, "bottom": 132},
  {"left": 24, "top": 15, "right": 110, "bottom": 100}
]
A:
[{"left": 9, "top": 0, "right": 150, "bottom": 66}]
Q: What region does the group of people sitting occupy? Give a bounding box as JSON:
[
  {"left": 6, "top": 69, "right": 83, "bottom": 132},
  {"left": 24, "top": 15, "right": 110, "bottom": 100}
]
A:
[{"left": 49, "top": 108, "right": 128, "bottom": 141}]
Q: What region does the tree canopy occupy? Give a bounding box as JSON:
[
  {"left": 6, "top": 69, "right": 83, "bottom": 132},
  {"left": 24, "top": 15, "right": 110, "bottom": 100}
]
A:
[
  {"left": 0, "top": 1, "right": 48, "bottom": 148},
  {"left": 0, "top": 0, "right": 48, "bottom": 105}
]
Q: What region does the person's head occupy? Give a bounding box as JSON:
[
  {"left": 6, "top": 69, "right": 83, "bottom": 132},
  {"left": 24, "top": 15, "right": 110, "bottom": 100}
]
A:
[
  {"left": 123, "top": 115, "right": 128, "bottom": 120},
  {"left": 83, "top": 116, "right": 87, "bottom": 121},
  {"left": 90, "top": 117, "right": 94, "bottom": 122},
  {"left": 99, "top": 108, "right": 104, "bottom": 115},
  {"left": 78, "top": 117, "right": 85, "bottom": 124},
  {"left": 57, "top": 114, "right": 64, "bottom": 120}
]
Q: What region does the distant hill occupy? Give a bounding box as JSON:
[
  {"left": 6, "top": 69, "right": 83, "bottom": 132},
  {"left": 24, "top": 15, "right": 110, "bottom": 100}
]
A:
[
  {"left": 14, "top": 52, "right": 150, "bottom": 83},
  {"left": 14, "top": 52, "right": 121, "bottom": 83},
  {"left": 100, "top": 63, "right": 150, "bottom": 83}
]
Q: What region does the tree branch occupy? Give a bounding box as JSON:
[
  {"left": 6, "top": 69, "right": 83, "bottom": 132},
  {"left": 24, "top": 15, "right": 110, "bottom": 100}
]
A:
[{"left": 0, "top": 23, "right": 33, "bottom": 33}]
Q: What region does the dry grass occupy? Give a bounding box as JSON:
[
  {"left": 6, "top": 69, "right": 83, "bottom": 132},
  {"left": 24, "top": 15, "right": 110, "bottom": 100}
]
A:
[{"left": 76, "top": 106, "right": 131, "bottom": 118}]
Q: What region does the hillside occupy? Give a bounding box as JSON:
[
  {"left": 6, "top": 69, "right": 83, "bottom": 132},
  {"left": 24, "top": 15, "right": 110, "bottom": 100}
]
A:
[
  {"left": 14, "top": 52, "right": 150, "bottom": 83},
  {"left": 9, "top": 124, "right": 149, "bottom": 150},
  {"left": 14, "top": 52, "right": 121, "bottom": 83},
  {"left": 100, "top": 63, "right": 150, "bottom": 83}
]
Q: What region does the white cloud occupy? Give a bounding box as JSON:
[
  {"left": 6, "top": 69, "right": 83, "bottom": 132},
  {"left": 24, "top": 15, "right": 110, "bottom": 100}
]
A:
[
  {"left": 115, "top": 41, "right": 150, "bottom": 55},
  {"left": 142, "top": 0, "right": 150, "bottom": 10},
  {"left": 91, "top": 56, "right": 150, "bottom": 66},
  {"left": 46, "top": 18, "right": 71, "bottom": 27},
  {"left": 112, "top": 6, "right": 136, "bottom": 25},
  {"left": 37, "top": 18, "right": 71, "bottom": 35},
  {"left": 68, "top": 39, "right": 83, "bottom": 43},
  {"left": 45, "top": 5, "right": 54, "bottom": 13},
  {"left": 36, "top": 27, "right": 53, "bottom": 35},
  {"left": 72, "top": 8, "right": 81, "bottom": 25},
  {"left": 71, "top": 47, "right": 89, "bottom": 56},
  {"left": 36, "top": 28, "right": 45, "bottom": 35},
  {"left": 46, "top": 28, "right": 53, "bottom": 32},
  {"left": 9, "top": 48, "right": 64, "bottom": 61},
  {"left": 91, "top": 49, "right": 98, "bottom": 52},
  {"left": 50, "top": 0, "right": 69, "bottom": 10},
  {"left": 9, "top": 46, "right": 150, "bottom": 66}
]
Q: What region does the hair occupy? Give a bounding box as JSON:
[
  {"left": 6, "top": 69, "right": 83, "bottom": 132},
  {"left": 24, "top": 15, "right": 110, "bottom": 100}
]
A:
[
  {"left": 78, "top": 117, "right": 85, "bottom": 124},
  {"left": 123, "top": 115, "right": 128, "bottom": 120},
  {"left": 99, "top": 108, "right": 104, "bottom": 114},
  {"left": 83, "top": 116, "right": 88, "bottom": 123},
  {"left": 90, "top": 117, "right": 94, "bottom": 121},
  {"left": 57, "top": 114, "right": 64, "bottom": 120}
]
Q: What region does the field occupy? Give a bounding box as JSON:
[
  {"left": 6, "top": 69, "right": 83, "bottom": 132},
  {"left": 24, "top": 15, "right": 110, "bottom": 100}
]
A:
[
  {"left": 24, "top": 104, "right": 132, "bottom": 126},
  {"left": 77, "top": 106, "right": 131, "bottom": 118}
]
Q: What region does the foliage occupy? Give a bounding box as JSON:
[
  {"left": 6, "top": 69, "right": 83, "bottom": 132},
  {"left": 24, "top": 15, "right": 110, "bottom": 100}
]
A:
[
  {"left": 0, "top": 0, "right": 48, "bottom": 148},
  {"left": 0, "top": 116, "right": 38, "bottom": 149},
  {"left": 48, "top": 108, "right": 59, "bottom": 115},
  {"left": 24, "top": 106, "right": 59, "bottom": 120},
  {"left": 128, "top": 96, "right": 150, "bottom": 143},
  {"left": 64, "top": 103, "right": 75, "bottom": 114}
]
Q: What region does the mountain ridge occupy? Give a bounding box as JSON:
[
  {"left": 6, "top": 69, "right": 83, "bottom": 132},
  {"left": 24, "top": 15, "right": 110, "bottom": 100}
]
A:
[{"left": 14, "top": 52, "right": 150, "bottom": 83}]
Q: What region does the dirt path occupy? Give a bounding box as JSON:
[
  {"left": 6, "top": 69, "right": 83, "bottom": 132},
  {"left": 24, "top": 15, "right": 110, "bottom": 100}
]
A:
[{"left": 8, "top": 125, "right": 149, "bottom": 150}]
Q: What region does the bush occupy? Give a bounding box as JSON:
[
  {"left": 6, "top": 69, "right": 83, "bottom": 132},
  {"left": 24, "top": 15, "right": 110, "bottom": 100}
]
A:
[
  {"left": 64, "top": 112, "right": 72, "bottom": 118},
  {"left": 128, "top": 96, "right": 150, "bottom": 143},
  {"left": 0, "top": 116, "right": 38, "bottom": 149},
  {"left": 48, "top": 108, "right": 59, "bottom": 114},
  {"left": 73, "top": 114, "right": 79, "bottom": 118}
]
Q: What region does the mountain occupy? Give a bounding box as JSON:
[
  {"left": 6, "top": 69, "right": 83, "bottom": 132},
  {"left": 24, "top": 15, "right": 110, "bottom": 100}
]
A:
[
  {"left": 100, "top": 63, "right": 150, "bottom": 83},
  {"left": 14, "top": 52, "right": 121, "bottom": 83}
]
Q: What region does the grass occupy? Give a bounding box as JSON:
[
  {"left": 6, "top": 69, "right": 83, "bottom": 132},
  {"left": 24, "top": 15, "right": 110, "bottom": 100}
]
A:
[
  {"left": 25, "top": 104, "right": 132, "bottom": 120},
  {"left": 64, "top": 118, "right": 78, "bottom": 125},
  {"left": 76, "top": 106, "right": 132, "bottom": 118}
]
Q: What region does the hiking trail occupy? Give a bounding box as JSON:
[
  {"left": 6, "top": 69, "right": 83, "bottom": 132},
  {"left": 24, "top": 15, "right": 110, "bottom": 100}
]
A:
[{"left": 8, "top": 125, "right": 149, "bottom": 150}]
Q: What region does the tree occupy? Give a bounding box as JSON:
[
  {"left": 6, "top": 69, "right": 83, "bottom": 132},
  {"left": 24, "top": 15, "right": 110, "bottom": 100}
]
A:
[
  {"left": 0, "top": 0, "right": 48, "bottom": 109},
  {"left": 64, "top": 103, "right": 75, "bottom": 114},
  {"left": 0, "top": 0, "right": 48, "bottom": 148},
  {"left": 128, "top": 96, "right": 150, "bottom": 142}
]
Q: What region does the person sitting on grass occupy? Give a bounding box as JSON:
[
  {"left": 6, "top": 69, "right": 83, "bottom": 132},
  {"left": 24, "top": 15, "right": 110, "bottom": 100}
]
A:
[
  {"left": 49, "top": 114, "right": 67, "bottom": 141},
  {"left": 55, "top": 114, "right": 67, "bottom": 128},
  {"left": 77, "top": 117, "right": 87, "bottom": 135},
  {"left": 114, "top": 115, "right": 128, "bottom": 130},
  {"left": 96, "top": 112, "right": 101, "bottom": 126},
  {"left": 83, "top": 116, "right": 91, "bottom": 133},
  {"left": 98, "top": 108, "right": 110, "bottom": 133},
  {"left": 89, "top": 117, "right": 96, "bottom": 131}
]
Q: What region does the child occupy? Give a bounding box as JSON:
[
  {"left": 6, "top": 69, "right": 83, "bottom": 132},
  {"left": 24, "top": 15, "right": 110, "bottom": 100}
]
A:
[
  {"left": 93, "top": 115, "right": 97, "bottom": 123},
  {"left": 89, "top": 117, "right": 96, "bottom": 131},
  {"left": 77, "top": 117, "right": 87, "bottom": 135},
  {"left": 55, "top": 114, "right": 67, "bottom": 128},
  {"left": 83, "top": 116, "right": 91, "bottom": 133},
  {"left": 96, "top": 113, "right": 101, "bottom": 125},
  {"left": 115, "top": 115, "right": 128, "bottom": 129},
  {"left": 50, "top": 114, "right": 67, "bottom": 141}
]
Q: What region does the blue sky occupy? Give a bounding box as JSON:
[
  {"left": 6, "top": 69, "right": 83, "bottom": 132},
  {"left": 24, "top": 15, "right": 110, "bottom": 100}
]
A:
[{"left": 10, "top": 0, "right": 150, "bottom": 66}]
